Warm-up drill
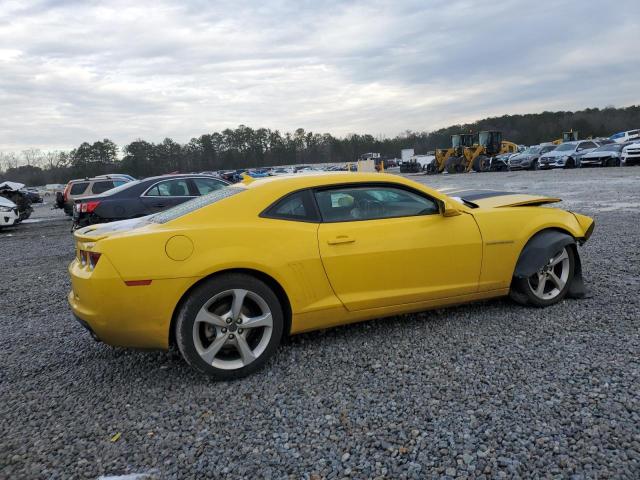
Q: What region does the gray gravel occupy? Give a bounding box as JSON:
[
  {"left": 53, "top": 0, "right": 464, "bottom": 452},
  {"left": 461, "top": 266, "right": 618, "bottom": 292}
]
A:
[{"left": 1, "top": 168, "right": 639, "bottom": 479}]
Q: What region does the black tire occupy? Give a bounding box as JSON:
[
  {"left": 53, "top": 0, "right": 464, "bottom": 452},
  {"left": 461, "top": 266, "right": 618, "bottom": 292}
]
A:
[
  {"left": 510, "top": 246, "right": 575, "bottom": 307},
  {"left": 472, "top": 155, "right": 490, "bottom": 172},
  {"left": 425, "top": 160, "right": 439, "bottom": 175},
  {"left": 565, "top": 157, "right": 575, "bottom": 169},
  {"left": 530, "top": 160, "right": 539, "bottom": 171},
  {"left": 175, "top": 273, "right": 284, "bottom": 380},
  {"left": 445, "top": 156, "right": 463, "bottom": 174}
]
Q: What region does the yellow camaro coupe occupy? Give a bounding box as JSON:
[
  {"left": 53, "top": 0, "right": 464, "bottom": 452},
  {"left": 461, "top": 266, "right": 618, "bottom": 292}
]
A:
[{"left": 69, "top": 173, "right": 594, "bottom": 379}]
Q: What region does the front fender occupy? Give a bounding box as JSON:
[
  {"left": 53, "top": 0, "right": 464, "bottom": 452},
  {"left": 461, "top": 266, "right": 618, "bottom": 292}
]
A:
[{"left": 513, "top": 229, "right": 586, "bottom": 298}]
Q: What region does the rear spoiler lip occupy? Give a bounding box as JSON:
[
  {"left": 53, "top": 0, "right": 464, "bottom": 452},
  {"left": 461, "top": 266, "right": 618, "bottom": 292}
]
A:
[
  {"left": 74, "top": 230, "right": 109, "bottom": 242},
  {"left": 494, "top": 197, "right": 562, "bottom": 207}
]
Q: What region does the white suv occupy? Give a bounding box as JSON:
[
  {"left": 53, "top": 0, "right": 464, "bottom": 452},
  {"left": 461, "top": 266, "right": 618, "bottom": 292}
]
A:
[
  {"left": 621, "top": 142, "right": 640, "bottom": 166},
  {"left": 0, "top": 196, "right": 19, "bottom": 228},
  {"left": 610, "top": 129, "right": 640, "bottom": 144}
]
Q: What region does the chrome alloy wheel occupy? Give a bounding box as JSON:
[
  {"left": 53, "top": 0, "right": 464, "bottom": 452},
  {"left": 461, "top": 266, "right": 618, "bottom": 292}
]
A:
[
  {"left": 528, "top": 247, "right": 571, "bottom": 301},
  {"left": 192, "top": 289, "right": 273, "bottom": 370}
]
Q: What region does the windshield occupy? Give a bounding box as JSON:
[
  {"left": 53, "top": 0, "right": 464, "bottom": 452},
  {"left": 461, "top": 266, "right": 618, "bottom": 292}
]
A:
[
  {"left": 522, "top": 146, "right": 541, "bottom": 155},
  {"left": 149, "top": 187, "right": 243, "bottom": 224},
  {"left": 555, "top": 143, "right": 576, "bottom": 152},
  {"left": 593, "top": 144, "right": 621, "bottom": 152}
]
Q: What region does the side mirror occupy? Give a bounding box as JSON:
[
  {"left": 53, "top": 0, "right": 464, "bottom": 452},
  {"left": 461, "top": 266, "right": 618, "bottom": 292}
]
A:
[{"left": 439, "top": 199, "right": 462, "bottom": 217}]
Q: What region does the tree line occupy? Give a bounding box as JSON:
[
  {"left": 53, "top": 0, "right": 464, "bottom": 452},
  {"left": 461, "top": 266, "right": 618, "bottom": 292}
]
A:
[{"left": 1, "top": 105, "right": 639, "bottom": 186}]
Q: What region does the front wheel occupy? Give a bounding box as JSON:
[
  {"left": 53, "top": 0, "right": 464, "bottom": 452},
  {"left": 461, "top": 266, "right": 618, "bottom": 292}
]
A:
[
  {"left": 530, "top": 160, "right": 539, "bottom": 171},
  {"left": 510, "top": 246, "right": 575, "bottom": 307},
  {"left": 175, "top": 273, "right": 284, "bottom": 379}
]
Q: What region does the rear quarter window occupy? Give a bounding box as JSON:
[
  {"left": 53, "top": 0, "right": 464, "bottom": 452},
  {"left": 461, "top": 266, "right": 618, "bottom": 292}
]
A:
[
  {"left": 91, "top": 181, "right": 115, "bottom": 194},
  {"left": 261, "top": 190, "right": 320, "bottom": 222},
  {"left": 69, "top": 182, "right": 89, "bottom": 195}
]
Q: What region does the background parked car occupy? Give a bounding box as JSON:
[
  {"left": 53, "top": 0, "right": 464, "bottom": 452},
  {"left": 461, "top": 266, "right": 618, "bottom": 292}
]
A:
[
  {"left": 538, "top": 140, "right": 601, "bottom": 169},
  {"left": 0, "top": 195, "right": 19, "bottom": 228},
  {"left": 579, "top": 142, "right": 629, "bottom": 167},
  {"left": 489, "top": 152, "right": 515, "bottom": 171},
  {"left": 609, "top": 129, "right": 640, "bottom": 144},
  {"left": 621, "top": 142, "right": 640, "bottom": 166},
  {"left": 73, "top": 174, "right": 229, "bottom": 228},
  {"left": 219, "top": 170, "right": 242, "bottom": 183},
  {"left": 508, "top": 144, "right": 557, "bottom": 171},
  {"left": 61, "top": 175, "right": 132, "bottom": 215},
  {"left": 24, "top": 187, "right": 43, "bottom": 203},
  {"left": 0, "top": 181, "right": 33, "bottom": 221}
]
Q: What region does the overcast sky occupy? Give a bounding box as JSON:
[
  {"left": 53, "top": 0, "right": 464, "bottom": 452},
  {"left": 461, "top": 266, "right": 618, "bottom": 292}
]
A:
[{"left": 1, "top": 0, "right": 638, "bottom": 152}]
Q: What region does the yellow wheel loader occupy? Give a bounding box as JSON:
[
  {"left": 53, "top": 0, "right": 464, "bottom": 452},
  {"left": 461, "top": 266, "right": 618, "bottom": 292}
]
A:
[
  {"left": 552, "top": 131, "right": 579, "bottom": 145},
  {"left": 445, "top": 131, "right": 519, "bottom": 173},
  {"left": 429, "top": 133, "right": 475, "bottom": 174}
]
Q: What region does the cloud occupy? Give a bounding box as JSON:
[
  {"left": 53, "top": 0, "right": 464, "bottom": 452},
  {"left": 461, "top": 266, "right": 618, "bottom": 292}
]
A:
[{"left": 0, "top": 0, "right": 638, "bottom": 152}]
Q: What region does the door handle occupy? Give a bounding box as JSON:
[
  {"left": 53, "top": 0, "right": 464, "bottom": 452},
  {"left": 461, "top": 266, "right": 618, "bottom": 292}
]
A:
[
  {"left": 327, "top": 235, "right": 355, "bottom": 245},
  {"left": 153, "top": 203, "right": 166, "bottom": 208}
]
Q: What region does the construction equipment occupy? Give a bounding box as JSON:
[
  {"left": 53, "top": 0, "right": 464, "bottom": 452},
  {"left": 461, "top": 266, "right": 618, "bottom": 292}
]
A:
[
  {"left": 427, "top": 133, "right": 475, "bottom": 174},
  {"left": 445, "top": 131, "right": 519, "bottom": 173},
  {"left": 399, "top": 158, "right": 421, "bottom": 173},
  {"left": 552, "top": 130, "right": 579, "bottom": 145}
]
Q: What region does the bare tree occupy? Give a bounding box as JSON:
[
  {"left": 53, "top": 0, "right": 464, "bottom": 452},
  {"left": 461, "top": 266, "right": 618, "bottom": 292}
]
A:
[
  {"left": 21, "top": 148, "right": 44, "bottom": 167},
  {"left": 0, "top": 152, "right": 20, "bottom": 172}
]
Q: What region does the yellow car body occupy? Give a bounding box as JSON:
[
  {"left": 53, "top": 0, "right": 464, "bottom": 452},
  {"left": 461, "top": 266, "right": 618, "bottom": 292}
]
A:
[{"left": 68, "top": 173, "right": 593, "bottom": 367}]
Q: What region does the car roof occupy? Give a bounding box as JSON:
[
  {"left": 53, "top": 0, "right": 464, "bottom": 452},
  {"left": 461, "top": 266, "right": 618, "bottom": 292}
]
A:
[
  {"left": 239, "top": 172, "right": 415, "bottom": 192},
  {"left": 141, "top": 173, "right": 219, "bottom": 182},
  {"left": 68, "top": 176, "right": 128, "bottom": 183}
]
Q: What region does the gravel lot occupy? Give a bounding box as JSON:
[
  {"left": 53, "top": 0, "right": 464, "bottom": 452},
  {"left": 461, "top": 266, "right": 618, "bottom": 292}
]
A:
[{"left": 1, "top": 168, "right": 639, "bottom": 479}]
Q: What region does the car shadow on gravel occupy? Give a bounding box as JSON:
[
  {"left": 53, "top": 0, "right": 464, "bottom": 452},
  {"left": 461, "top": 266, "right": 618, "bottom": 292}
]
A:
[{"left": 76, "top": 296, "right": 520, "bottom": 384}]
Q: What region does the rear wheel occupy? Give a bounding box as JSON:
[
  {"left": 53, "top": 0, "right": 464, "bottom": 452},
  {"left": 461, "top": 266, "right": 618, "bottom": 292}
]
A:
[
  {"left": 510, "top": 246, "right": 575, "bottom": 307},
  {"left": 175, "top": 273, "right": 284, "bottom": 379},
  {"left": 472, "top": 155, "right": 490, "bottom": 172}
]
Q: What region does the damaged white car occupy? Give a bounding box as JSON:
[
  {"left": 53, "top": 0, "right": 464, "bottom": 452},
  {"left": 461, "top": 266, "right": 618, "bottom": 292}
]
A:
[{"left": 0, "top": 195, "right": 19, "bottom": 228}]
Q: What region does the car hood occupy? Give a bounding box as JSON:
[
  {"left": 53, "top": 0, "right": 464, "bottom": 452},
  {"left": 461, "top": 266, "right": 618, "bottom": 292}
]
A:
[
  {"left": 510, "top": 153, "right": 536, "bottom": 160},
  {"left": 0, "top": 195, "right": 17, "bottom": 208},
  {"left": 442, "top": 189, "right": 561, "bottom": 208},
  {"left": 0, "top": 181, "right": 25, "bottom": 192},
  {"left": 541, "top": 149, "right": 573, "bottom": 158}
]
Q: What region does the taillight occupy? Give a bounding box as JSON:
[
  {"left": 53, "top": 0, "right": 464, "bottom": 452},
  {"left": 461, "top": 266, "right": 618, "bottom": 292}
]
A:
[
  {"left": 78, "top": 250, "right": 101, "bottom": 270},
  {"left": 80, "top": 201, "right": 101, "bottom": 213},
  {"left": 63, "top": 183, "right": 71, "bottom": 201}
]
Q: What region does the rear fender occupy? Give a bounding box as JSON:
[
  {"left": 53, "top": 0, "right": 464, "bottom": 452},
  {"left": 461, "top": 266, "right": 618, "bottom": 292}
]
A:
[{"left": 513, "top": 230, "right": 586, "bottom": 299}]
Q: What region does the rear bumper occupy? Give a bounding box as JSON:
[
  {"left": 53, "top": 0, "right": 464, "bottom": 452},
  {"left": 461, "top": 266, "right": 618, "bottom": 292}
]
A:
[{"left": 68, "top": 257, "right": 198, "bottom": 349}]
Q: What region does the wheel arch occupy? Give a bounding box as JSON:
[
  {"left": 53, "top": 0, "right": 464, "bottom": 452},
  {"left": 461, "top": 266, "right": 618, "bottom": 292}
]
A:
[
  {"left": 168, "top": 268, "right": 292, "bottom": 348},
  {"left": 512, "top": 227, "right": 585, "bottom": 298}
]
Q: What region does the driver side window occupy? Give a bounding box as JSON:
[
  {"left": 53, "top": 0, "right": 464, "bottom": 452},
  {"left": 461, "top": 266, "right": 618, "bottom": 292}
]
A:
[{"left": 314, "top": 185, "right": 438, "bottom": 222}]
